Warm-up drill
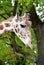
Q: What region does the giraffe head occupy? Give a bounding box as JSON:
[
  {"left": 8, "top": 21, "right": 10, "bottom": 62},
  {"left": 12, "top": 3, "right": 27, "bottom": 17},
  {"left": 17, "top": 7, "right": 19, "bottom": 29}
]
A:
[
  {"left": 12, "top": 13, "right": 34, "bottom": 49},
  {"left": 0, "top": 13, "right": 34, "bottom": 49}
]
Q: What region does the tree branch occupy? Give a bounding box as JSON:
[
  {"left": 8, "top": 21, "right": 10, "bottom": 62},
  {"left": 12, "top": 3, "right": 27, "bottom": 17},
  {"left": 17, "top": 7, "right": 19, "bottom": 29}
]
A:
[{"left": 0, "top": 14, "right": 7, "bottom": 19}]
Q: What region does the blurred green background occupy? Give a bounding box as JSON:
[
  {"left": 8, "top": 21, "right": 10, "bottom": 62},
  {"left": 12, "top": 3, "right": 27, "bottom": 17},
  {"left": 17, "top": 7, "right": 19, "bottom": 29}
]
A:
[{"left": 0, "top": 0, "right": 44, "bottom": 65}]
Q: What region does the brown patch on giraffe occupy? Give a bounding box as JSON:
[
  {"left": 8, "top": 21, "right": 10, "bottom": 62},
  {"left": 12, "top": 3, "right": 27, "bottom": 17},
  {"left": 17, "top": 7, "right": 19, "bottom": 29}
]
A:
[
  {"left": 24, "top": 34, "right": 26, "bottom": 37},
  {"left": 16, "top": 24, "right": 18, "bottom": 28},
  {"left": 0, "top": 25, "right": 4, "bottom": 30},
  {"left": 27, "top": 32, "right": 31, "bottom": 38},
  {"left": 20, "top": 31, "right": 23, "bottom": 35},
  {"left": 20, "top": 17, "right": 22, "bottom": 22},
  {"left": 15, "top": 29, "right": 17, "bottom": 33},
  {"left": 25, "top": 21, "right": 32, "bottom": 30},
  {"left": 5, "top": 16, "right": 14, "bottom": 22},
  {"left": 5, "top": 23, "right": 10, "bottom": 27},
  {"left": 17, "top": 28, "right": 20, "bottom": 33},
  {"left": 4, "top": 30, "right": 8, "bottom": 34}
]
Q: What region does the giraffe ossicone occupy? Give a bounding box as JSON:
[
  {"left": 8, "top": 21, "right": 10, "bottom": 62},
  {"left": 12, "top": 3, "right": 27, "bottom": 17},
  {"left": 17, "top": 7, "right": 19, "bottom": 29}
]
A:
[{"left": 0, "top": 13, "right": 34, "bottom": 49}]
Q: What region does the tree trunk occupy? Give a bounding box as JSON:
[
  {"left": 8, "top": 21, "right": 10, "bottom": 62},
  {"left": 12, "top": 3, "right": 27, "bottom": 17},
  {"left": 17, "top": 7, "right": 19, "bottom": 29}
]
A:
[{"left": 30, "top": 5, "right": 44, "bottom": 65}]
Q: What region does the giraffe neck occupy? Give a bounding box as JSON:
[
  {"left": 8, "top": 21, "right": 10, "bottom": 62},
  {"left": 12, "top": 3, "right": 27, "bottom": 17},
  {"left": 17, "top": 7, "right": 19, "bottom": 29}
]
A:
[{"left": 0, "top": 20, "right": 13, "bottom": 34}]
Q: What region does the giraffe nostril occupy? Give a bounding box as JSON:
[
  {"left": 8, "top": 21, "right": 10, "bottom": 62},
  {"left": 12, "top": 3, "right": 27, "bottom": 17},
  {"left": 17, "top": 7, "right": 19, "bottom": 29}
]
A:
[
  {"left": 0, "top": 25, "right": 4, "bottom": 30},
  {"left": 5, "top": 23, "right": 10, "bottom": 27}
]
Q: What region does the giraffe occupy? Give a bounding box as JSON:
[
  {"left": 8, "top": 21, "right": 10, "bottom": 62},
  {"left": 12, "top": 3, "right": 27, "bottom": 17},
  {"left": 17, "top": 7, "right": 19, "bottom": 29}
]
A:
[{"left": 0, "top": 12, "right": 34, "bottom": 50}]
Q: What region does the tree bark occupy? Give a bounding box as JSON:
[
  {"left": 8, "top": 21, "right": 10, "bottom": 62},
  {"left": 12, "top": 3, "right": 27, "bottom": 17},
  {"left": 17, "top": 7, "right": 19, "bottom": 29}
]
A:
[{"left": 29, "top": 5, "right": 44, "bottom": 65}]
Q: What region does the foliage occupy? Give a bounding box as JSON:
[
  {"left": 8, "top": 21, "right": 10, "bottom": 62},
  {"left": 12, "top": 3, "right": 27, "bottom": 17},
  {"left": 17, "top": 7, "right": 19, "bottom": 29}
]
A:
[
  {"left": 0, "top": 0, "right": 43, "bottom": 65},
  {"left": 0, "top": 0, "right": 13, "bottom": 21},
  {"left": 34, "top": 0, "right": 44, "bottom": 22},
  {"left": 16, "top": 0, "right": 35, "bottom": 15}
]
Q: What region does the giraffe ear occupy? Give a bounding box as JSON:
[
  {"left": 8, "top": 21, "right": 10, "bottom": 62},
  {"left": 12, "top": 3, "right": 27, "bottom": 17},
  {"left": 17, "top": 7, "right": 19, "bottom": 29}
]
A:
[
  {"left": 29, "top": 21, "right": 32, "bottom": 27},
  {"left": 28, "top": 21, "right": 32, "bottom": 30}
]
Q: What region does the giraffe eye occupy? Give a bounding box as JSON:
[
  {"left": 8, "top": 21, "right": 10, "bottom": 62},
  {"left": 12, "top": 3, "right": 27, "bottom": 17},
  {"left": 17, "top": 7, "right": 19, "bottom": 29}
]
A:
[{"left": 20, "top": 24, "right": 26, "bottom": 28}]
